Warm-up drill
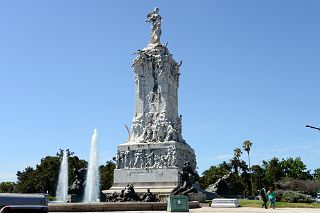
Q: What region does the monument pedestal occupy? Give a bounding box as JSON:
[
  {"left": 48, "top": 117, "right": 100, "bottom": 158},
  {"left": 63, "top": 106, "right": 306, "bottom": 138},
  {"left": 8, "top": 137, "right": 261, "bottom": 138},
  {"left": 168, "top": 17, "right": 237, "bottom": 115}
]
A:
[
  {"left": 106, "top": 168, "right": 178, "bottom": 194},
  {"left": 104, "top": 141, "right": 196, "bottom": 195}
]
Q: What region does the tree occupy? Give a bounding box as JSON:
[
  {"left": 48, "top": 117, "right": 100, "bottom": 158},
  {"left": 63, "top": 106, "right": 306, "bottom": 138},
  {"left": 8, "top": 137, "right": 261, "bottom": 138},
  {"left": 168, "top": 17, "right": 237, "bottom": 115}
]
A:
[
  {"left": 14, "top": 149, "right": 120, "bottom": 197},
  {"left": 281, "top": 157, "right": 312, "bottom": 180},
  {"left": 68, "top": 155, "right": 87, "bottom": 188},
  {"left": 243, "top": 140, "right": 253, "bottom": 195},
  {"left": 16, "top": 166, "right": 37, "bottom": 193},
  {"left": 314, "top": 168, "right": 320, "bottom": 182},
  {"left": 251, "top": 164, "right": 265, "bottom": 194},
  {"left": 100, "top": 161, "right": 116, "bottom": 190},
  {"left": 276, "top": 177, "right": 320, "bottom": 196},
  {"left": 56, "top": 149, "right": 74, "bottom": 158},
  {"left": 34, "top": 156, "right": 60, "bottom": 195},
  {"left": 0, "top": 182, "right": 17, "bottom": 193},
  {"left": 231, "top": 148, "right": 242, "bottom": 174},
  {"left": 199, "top": 161, "right": 231, "bottom": 189},
  {"left": 16, "top": 150, "right": 87, "bottom": 196},
  {"left": 200, "top": 152, "right": 317, "bottom": 197},
  {"left": 234, "top": 148, "right": 242, "bottom": 159},
  {"left": 262, "top": 157, "right": 283, "bottom": 187}
]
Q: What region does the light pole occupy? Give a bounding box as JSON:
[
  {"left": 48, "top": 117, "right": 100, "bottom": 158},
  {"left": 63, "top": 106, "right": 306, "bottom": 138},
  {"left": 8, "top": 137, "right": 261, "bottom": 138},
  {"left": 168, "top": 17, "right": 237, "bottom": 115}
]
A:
[{"left": 306, "top": 125, "right": 320, "bottom": 131}]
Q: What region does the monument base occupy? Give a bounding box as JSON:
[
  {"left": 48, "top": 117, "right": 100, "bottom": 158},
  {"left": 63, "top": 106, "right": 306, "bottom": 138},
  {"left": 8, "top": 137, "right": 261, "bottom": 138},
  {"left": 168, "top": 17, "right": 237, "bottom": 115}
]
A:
[
  {"left": 104, "top": 141, "right": 196, "bottom": 196},
  {"left": 104, "top": 168, "right": 179, "bottom": 194}
]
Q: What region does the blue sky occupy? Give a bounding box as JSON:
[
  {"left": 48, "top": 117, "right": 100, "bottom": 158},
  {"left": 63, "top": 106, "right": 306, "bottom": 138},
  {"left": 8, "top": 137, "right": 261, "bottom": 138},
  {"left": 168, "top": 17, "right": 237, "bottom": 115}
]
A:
[{"left": 0, "top": 0, "right": 319, "bottom": 182}]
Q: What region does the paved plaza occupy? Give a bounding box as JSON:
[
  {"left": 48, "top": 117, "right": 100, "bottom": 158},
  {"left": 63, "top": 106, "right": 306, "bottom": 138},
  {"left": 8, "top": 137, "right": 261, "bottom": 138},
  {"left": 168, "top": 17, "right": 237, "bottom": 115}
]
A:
[
  {"left": 191, "top": 207, "right": 320, "bottom": 213},
  {"left": 50, "top": 206, "right": 320, "bottom": 213}
]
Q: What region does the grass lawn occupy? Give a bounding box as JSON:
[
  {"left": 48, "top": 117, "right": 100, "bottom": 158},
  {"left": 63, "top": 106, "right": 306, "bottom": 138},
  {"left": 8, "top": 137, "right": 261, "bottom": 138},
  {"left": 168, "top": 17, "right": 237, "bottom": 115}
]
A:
[{"left": 239, "top": 199, "right": 320, "bottom": 208}]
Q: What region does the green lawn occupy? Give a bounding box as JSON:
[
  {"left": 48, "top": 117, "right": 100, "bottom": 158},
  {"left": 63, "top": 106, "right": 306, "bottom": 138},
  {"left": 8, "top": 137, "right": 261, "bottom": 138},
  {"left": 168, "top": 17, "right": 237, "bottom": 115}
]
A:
[{"left": 239, "top": 199, "right": 320, "bottom": 208}]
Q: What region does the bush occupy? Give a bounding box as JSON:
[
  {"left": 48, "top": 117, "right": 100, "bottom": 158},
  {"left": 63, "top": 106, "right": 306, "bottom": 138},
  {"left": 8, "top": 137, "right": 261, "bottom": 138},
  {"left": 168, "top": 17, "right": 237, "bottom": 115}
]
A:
[
  {"left": 277, "top": 190, "right": 313, "bottom": 203},
  {"left": 276, "top": 177, "right": 320, "bottom": 196},
  {"left": 275, "top": 190, "right": 284, "bottom": 201}
]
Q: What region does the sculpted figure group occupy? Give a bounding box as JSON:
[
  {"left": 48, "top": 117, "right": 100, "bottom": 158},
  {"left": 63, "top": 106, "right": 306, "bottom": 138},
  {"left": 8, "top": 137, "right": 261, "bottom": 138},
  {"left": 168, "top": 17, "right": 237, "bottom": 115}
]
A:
[
  {"left": 106, "top": 184, "right": 157, "bottom": 202},
  {"left": 116, "top": 146, "right": 177, "bottom": 169},
  {"left": 131, "top": 110, "right": 183, "bottom": 144}
]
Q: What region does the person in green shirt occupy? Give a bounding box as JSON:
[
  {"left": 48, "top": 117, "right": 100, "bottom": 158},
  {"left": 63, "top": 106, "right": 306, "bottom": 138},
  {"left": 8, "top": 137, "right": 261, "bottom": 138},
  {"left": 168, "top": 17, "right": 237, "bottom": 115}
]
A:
[{"left": 267, "top": 187, "right": 276, "bottom": 209}]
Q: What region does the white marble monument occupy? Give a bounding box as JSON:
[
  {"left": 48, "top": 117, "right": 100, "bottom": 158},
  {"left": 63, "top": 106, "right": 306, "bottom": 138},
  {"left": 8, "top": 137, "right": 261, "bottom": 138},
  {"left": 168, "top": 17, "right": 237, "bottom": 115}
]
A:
[{"left": 107, "top": 8, "right": 196, "bottom": 194}]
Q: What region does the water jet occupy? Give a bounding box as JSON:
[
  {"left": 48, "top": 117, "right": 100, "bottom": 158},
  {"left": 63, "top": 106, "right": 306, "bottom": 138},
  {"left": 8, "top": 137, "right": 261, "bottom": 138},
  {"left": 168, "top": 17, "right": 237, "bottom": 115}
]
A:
[
  {"left": 56, "top": 149, "right": 68, "bottom": 202},
  {"left": 84, "top": 129, "right": 100, "bottom": 202}
]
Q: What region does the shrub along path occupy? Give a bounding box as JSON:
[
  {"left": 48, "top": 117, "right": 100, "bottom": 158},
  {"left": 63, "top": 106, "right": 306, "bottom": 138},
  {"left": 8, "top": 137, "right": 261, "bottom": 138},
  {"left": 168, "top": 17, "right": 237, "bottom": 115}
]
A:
[{"left": 239, "top": 199, "right": 320, "bottom": 208}]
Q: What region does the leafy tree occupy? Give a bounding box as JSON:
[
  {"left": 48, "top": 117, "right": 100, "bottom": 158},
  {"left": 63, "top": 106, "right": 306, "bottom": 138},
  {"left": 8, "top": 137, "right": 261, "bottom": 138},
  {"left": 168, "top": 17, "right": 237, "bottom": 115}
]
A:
[
  {"left": 200, "top": 153, "right": 316, "bottom": 196},
  {"left": 199, "top": 161, "right": 231, "bottom": 189},
  {"left": 56, "top": 148, "right": 74, "bottom": 158},
  {"left": 251, "top": 164, "right": 265, "bottom": 192},
  {"left": 276, "top": 177, "right": 320, "bottom": 196},
  {"left": 229, "top": 173, "right": 245, "bottom": 195},
  {"left": 68, "top": 155, "right": 87, "bottom": 188},
  {"left": 281, "top": 157, "right": 312, "bottom": 180},
  {"left": 34, "top": 156, "right": 60, "bottom": 195},
  {"left": 262, "top": 157, "right": 283, "bottom": 187},
  {"left": 16, "top": 150, "right": 87, "bottom": 196},
  {"left": 314, "top": 168, "right": 320, "bottom": 182},
  {"left": 0, "top": 182, "right": 17, "bottom": 193},
  {"left": 237, "top": 160, "right": 251, "bottom": 195},
  {"left": 15, "top": 149, "right": 118, "bottom": 197},
  {"left": 16, "top": 166, "right": 37, "bottom": 193},
  {"left": 200, "top": 148, "right": 251, "bottom": 196},
  {"left": 100, "top": 161, "right": 116, "bottom": 190}
]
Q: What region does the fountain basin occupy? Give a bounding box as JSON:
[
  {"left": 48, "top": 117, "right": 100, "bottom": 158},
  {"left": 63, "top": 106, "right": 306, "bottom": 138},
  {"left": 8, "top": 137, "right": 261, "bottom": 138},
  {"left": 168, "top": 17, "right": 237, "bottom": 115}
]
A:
[{"left": 48, "top": 201, "right": 200, "bottom": 212}]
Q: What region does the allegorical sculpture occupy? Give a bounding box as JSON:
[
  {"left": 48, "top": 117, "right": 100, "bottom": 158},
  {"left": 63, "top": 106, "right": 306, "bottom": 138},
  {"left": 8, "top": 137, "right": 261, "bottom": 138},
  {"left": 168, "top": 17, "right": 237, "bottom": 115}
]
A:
[
  {"left": 171, "top": 161, "right": 199, "bottom": 196},
  {"left": 106, "top": 8, "right": 197, "bottom": 196},
  {"left": 205, "top": 174, "right": 232, "bottom": 196},
  {"left": 146, "top": 7, "right": 162, "bottom": 45}
]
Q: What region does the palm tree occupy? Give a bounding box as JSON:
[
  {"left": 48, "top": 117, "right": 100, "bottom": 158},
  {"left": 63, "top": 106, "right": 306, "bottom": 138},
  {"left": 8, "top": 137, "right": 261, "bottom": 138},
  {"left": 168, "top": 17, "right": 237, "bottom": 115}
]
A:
[
  {"left": 243, "top": 140, "right": 253, "bottom": 195},
  {"left": 234, "top": 148, "right": 242, "bottom": 159},
  {"left": 232, "top": 148, "right": 242, "bottom": 174}
]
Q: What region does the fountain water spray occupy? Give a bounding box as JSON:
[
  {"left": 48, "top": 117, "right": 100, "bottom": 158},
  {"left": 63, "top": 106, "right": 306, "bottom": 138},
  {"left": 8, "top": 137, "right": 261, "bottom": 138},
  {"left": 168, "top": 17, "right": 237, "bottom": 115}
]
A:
[
  {"left": 84, "top": 129, "right": 100, "bottom": 202},
  {"left": 56, "top": 149, "right": 68, "bottom": 202}
]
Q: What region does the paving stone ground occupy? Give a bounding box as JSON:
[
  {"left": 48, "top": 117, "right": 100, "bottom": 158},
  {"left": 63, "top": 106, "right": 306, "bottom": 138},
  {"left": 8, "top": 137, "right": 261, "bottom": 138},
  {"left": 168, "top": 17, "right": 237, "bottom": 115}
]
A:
[{"left": 50, "top": 206, "right": 320, "bottom": 213}]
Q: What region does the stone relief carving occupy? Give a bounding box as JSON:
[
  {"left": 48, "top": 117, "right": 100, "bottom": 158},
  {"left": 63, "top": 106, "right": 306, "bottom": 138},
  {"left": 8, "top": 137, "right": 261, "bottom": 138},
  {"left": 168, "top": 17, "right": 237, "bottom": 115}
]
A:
[
  {"left": 116, "top": 145, "right": 196, "bottom": 170},
  {"left": 145, "top": 151, "right": 154, "bottom": 168}
]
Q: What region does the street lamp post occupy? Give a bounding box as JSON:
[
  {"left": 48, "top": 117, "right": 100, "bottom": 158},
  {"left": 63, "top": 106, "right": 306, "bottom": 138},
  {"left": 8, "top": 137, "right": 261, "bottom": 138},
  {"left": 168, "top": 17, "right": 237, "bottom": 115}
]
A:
[{"left": 306, "top": 125, "right": 320, "bottom": 131}]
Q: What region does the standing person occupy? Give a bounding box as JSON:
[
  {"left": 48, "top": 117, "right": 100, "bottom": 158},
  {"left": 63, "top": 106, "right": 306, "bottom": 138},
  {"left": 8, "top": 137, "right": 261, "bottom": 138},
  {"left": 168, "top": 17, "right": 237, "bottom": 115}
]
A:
[
  {"left": 259, "top": 187, "right": 268, "bottom": 209},
  {"left": 267, "top": 187, "right": 276, "bottom": 209}
]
